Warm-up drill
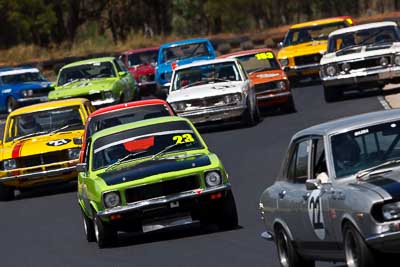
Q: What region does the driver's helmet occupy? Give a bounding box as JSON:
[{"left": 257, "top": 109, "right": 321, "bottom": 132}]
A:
[
  {"left": 19, "top": 115, "right": 38, "bottom": 132},
  {"left": 332, "top": 134, "right": 361, "bottom": 167}
]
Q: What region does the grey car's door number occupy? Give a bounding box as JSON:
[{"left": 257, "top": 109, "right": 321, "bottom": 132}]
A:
[{"left": 307, "top": 189, "right": 326, "bottom": 240}]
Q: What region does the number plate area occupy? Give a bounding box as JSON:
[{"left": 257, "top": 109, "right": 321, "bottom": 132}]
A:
[{"left": 142, "top": 213, "right": 193, "bottom": 233}]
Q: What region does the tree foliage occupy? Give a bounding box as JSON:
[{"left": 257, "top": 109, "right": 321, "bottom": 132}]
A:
[{"left": 0, "top": 0, "right": 398, "bottom": 49}]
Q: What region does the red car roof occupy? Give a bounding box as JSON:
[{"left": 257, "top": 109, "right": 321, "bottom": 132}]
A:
[
  {"left": 121, "top": 47, "right": 159, "bottom": 55},
  {"left": 89, "top": 99, "right": 173, "bottom": 119},
  {"left": 218, "top": 48, "right": 275, "bottom": 58}
]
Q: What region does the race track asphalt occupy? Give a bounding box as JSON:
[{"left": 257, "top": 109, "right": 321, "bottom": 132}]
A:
[{"left": 0, "top": 84, "right": 383, "bottom": 267}]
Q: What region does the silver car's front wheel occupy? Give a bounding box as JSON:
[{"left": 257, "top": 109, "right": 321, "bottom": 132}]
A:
[
  {"left": 343, "top": 223, "right": 375, "bottom": 267},
  {"left": 276, "top": 228, "right": 290, "bottom": 267}
]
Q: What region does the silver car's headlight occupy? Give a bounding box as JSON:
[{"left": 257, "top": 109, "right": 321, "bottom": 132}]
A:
[
  {"left": 380, "top": 57, "right": 389, "bottom": 67},
  {"left": 3, "top": 159, "right": 16, "bottom": 170},
  {"left": 103, "top": 191, "right": 121, "bottom": 208},
  {"left": 223, "top": 94, "right": 241, "bottom": 104},
  {"left": 171, "top": 102, "right": 186, "bottom": 112},
  {"left": 22, "top": 90, "right": 34, "bottom": 97},
  {"left": 279, "top": 58, "right": 289, "bottom": 67},
  {"left": 205, "top": 171, "right": 222, "bottom": 187},
  {"left": 325, "top": 65, "right": 337, "bottom": 76},
  {"left": 394, "top": 55, "right": 400, "bottom": 66},
  {"left": 382, "top": 202, "right": 400, "bottom": 221},
  {"left": 68, "top": 148, "right": 81, "bottom": 160}
]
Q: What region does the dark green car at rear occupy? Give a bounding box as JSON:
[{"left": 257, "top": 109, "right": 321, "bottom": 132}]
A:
[
  {"left": 49, "top": 57, "right": 138, "bottom": 107},
  {"left": 77, "top": 116, "right": 238, "bottom": 248}
]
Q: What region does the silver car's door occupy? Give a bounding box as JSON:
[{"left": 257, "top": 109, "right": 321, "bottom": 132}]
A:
[
  {"left": 276, "top": 138, "right": 313, "bottom": 241},
  {"left": 299, "top": 136, "right": 339, "bottom": 250}
]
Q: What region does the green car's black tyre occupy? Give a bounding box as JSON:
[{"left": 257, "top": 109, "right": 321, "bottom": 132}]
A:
[
  {"left": 81, "top": 208, "right": 96, "bottom": 242},
  {"left": 0, "top": 183, "right": 14, "bottom": 201},
  {"left": 343, "top": 223, "right": 376, "bottom": 267},
  {"left": 324, "top": 85, "right": 342, "bottom": 102},
  {"left": 274, "top": 226, "right": 315, "bottom": 267},
  {"left": 94, "top": 215, "right": 116, "bottom": 248},
  {"left": 7, "top": 97, "right": 18, "bottom": 113},
  {"left": 216, "top": 190, "right": 239, "bottom": 230}
]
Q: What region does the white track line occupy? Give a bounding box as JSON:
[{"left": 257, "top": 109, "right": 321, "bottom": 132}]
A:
[{"left": 378, "top": 95, "right": 391, "bottom": 110}]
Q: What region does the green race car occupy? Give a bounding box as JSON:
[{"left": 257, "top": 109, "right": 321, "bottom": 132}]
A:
[
  {"left": 49, "top": 57, "right": 138, "bottom": 107},
  {"left": 77, "top": 116, "right": 238, "bottom": 248}
]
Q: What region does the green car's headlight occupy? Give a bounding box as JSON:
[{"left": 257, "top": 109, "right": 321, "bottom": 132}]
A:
[
  {"left": 382, "top": 202, "right": 400, "bottom": 221},
  {"left": 68, "top": 148, "right": 81, "bottom": 160},
  {"left": 103, "top": 91, "right": 113, "bottom": 99},
  {"left": 204, "top": 171, "right": 222, "bottom": 187},
  {"left": 3, "top": 159, "right": 17, "bottom": 170},
  {"left": 103, "top": 191, "right": 121, "bottom": 208}
]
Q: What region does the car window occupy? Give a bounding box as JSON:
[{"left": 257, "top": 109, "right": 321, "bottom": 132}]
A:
[
  {"left": 287, "top": 139, "right": 310, "bottom": 183},
  {"left": 115, "top": 59, "right": 128, "bottom": 72},
  {"left": 311, "top": 137, "right": 327, "bottom": 178},
  {"left": 58, "top": 62, "right": 116, "bottom": 86},
  {"left": 331, "top": 120, "right": 400, "bottom": 178}
]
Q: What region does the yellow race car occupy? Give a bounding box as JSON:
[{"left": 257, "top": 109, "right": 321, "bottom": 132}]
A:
[
  {"left": 0, "top": 98, "right": 94, "bottom": 200},
  {"left": 278, "top": 16, "right": 354, "bottom": 81}
]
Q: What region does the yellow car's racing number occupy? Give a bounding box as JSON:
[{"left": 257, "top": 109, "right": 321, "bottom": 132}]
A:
[
  {"left": 255, "top": 52, "right": 274, "bottom": 60},
  {"left": 173, "top": 133, "right": 195, "bottom": 144}
]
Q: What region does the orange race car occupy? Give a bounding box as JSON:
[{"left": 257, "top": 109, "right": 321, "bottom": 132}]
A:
[{"left": 219, "top": 49, "right": 295, "bottom": 112}]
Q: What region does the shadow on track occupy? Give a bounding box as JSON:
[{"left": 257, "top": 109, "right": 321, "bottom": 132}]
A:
[
  {"left": 14, "top": 181, "right": 76, "bottom": 200},
  {"left": 108, "top": 222, "right": 243, "bottom": 249}
]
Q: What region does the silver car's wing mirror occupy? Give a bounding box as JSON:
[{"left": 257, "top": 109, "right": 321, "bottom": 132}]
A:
[{"left": 306, "top": 179, "right": 321, "bottom": 190}]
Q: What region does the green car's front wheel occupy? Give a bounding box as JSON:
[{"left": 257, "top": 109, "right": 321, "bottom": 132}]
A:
[
  {"left": 81, "top": 209, "right": 96, "bottom": 242},
  {"left": 216, "top": 190, "right": 239, "bottom": 230},
  {"left": 94, "top": 216, "right": 116, "bottom": 248}
]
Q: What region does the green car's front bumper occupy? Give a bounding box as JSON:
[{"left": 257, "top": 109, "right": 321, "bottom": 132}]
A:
[{"left": 97, "top": 184, "right": 231, "bottom": 232}]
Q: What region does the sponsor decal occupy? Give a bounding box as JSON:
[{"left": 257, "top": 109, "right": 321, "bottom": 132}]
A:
[
  {"left": 256, "top": 73, "right": 279, "bottom": 78},
  {"left": 47, "top": 139, "right": 71, "bottom": 146},
  {"left": 255, "top": 52, "right": 274, "bottom": 60},
  {"left": 308, "top": 189, "right": 326, "bottom": 240}
]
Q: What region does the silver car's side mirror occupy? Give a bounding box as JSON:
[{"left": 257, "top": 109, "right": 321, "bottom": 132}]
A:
[
  {"left": 76, "top": 163, "right": 87, "bottom": 173},
  {"left": 306, "top": 179, "right": 321, "bottom": 190}
]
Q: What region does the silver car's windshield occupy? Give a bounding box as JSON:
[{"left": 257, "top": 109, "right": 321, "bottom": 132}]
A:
[
  {"left": 331, "top": 120, "right": 400, "bottom": 178},
  {"left": 171, "top": 62, "right": 241, "bottom": 91}
]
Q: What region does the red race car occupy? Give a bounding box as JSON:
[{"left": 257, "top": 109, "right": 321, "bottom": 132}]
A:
[
  {"left": 119, "top": 47, "right": 159, "bottom": 96},
  {"left": 219, "top": 48, "right": 295, "bottom": 112},
  {"left": 79, "top": 99, "right": 175, "bottom": 162}
]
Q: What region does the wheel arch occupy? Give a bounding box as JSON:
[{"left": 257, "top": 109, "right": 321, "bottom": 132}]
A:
[{"left": 273, "top": 218, "right": 295, "bottom": 241}]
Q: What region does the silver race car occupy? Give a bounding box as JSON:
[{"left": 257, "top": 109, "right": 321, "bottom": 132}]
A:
[{"left": 259, "top": 109, "right": 400, "bottom": 267}]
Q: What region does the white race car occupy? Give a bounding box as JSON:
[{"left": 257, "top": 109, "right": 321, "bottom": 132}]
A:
[
  {"left": 167, "top": 58, "right": 260, "bottom": 126},
  {"left": 320, "top": 21, "right": 400, "bottom": 102}
]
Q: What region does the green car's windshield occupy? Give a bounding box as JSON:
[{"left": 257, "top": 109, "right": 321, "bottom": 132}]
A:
[
  {"left": 283, "top": 22, "right": 346, "bottom": 47},
  {"left": 6, "top": 106, "right": 84, "bottom": 142},
  {"left": 171, "top": 62, "right": 241, "bottom": 91},
  {"left": 92, "top": 121, "right": 203, "bottom": 171},
  {"left": 236, "top": 52, "right": 280, "bottom": 73},
  {"left": 57, "top": 61, "right": 116, "bottom": 86},
  {"left": 331, "top": 120, "right": 400, "bottom": 178}
]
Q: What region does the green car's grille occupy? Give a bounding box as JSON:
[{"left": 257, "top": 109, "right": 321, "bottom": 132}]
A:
[{"left": 125, "top": 175, "right": 200, "bottom": 203}]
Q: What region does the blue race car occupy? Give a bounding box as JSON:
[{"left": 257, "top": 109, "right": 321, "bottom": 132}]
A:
[
  {"left": 0, "top": 67, "right": 53, "bottom": 113},
  {"left": 155, "top": 38, "right": 216, "bottom": 98}
]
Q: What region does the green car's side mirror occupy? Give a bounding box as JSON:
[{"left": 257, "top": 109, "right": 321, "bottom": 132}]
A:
[
  {"left": 118, "top": 71, "right": 127, "bottom": 77},
  {"left": 76, "top": 163, "right": 87, "bottom": 173},
  {"left": 50, "top": 82, "right": 56, "bottom": 88}
]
